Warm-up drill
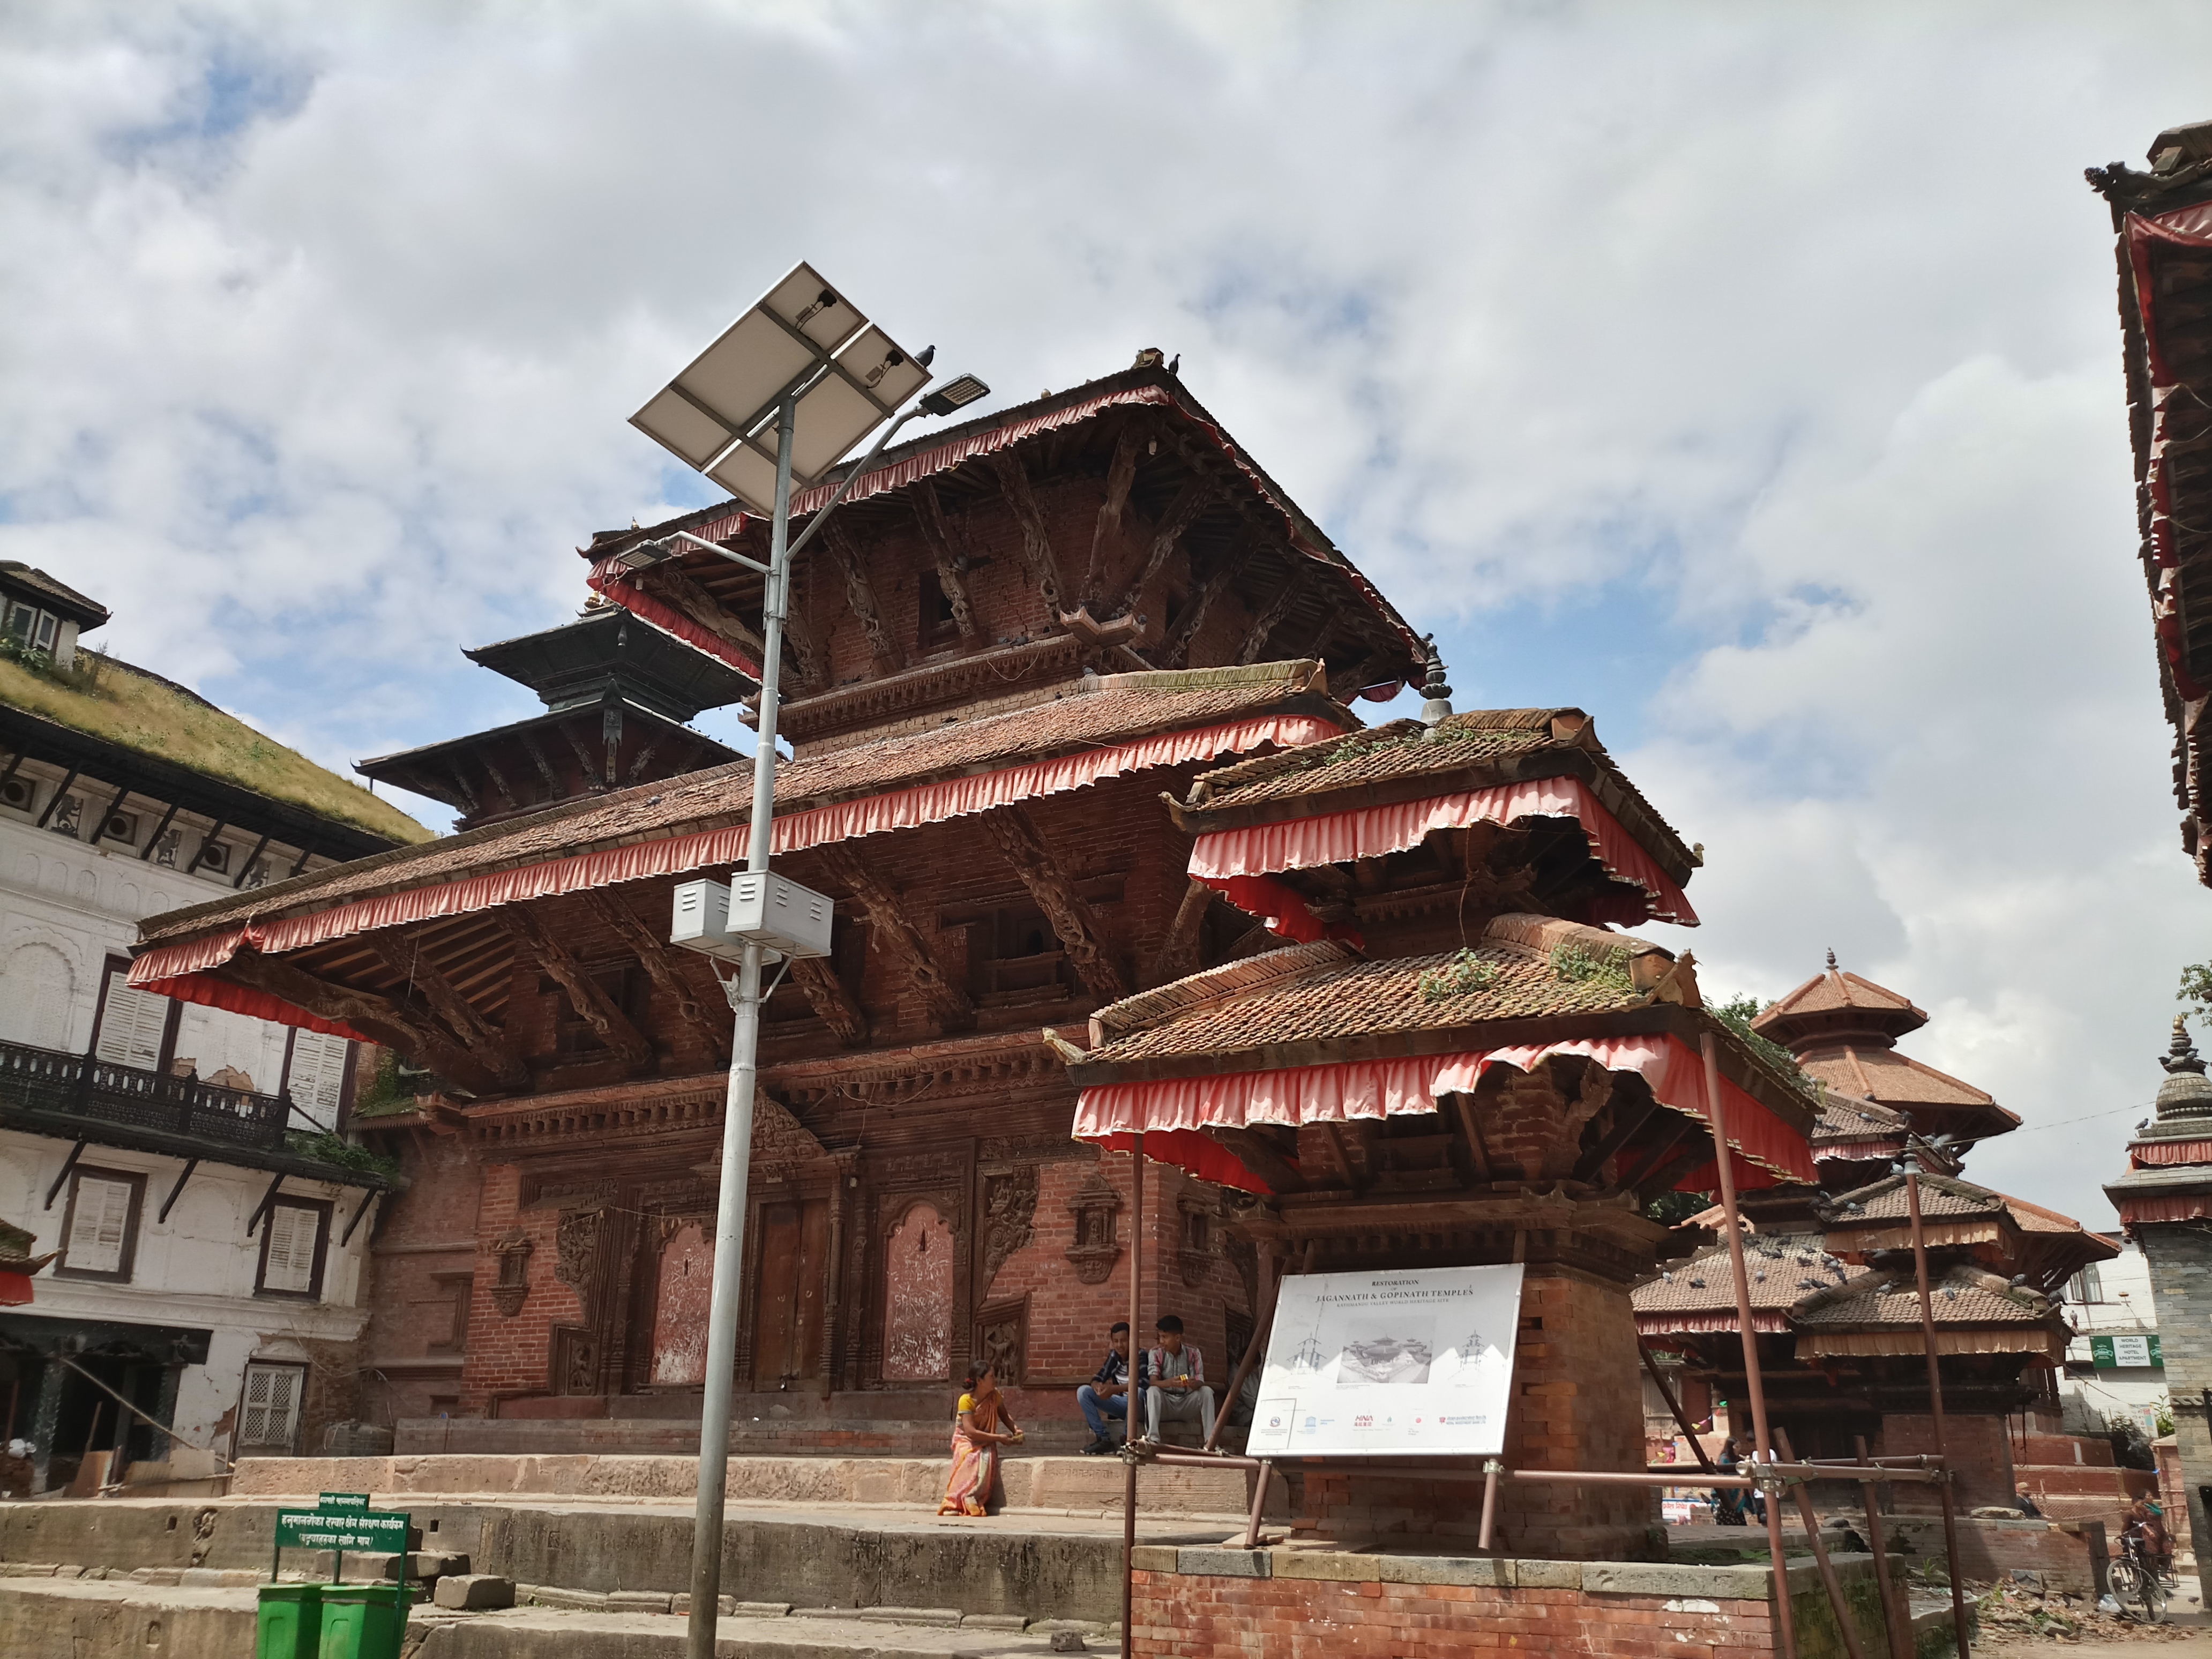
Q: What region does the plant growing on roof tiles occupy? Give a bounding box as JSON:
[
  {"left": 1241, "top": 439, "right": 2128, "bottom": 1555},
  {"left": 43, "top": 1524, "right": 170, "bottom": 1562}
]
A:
[
  {"left": 1546, "top": 940, "right": 1634, "bottom": 995},
  {"left": 1418, "top": 948, "right": 1499, "bottom": 1003}
]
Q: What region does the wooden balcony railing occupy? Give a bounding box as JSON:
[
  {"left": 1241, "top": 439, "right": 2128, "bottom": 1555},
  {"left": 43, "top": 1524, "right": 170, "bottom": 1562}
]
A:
[{"left": 0, "top": 1036, "right": 290, "bottom": 1152}]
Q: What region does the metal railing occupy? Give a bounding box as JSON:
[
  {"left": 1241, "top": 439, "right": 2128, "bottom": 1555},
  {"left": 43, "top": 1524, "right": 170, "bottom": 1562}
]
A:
[{"left": 0, "top": 1035, "right": 289, "bottom": 1152}]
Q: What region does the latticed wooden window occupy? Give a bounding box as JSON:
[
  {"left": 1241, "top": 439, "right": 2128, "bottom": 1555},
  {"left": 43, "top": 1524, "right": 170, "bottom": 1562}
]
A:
[{"left": 237, "top": 1363, "right": 304, "bottom": 1452}]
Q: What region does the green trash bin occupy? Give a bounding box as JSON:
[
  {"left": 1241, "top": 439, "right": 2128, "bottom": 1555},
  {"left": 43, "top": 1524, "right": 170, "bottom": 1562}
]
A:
[
  {"left": 317, "top": 1582, "right": 410, "bottom": 1659},
  {"left": 255, "top": 1583, "right": 323, "bottom": 1659}
]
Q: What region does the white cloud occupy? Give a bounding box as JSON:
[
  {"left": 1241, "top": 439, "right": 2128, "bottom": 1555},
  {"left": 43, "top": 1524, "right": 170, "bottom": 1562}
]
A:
[{"left": 3, "top": 1, "right": 2210, "bottom": 1223}]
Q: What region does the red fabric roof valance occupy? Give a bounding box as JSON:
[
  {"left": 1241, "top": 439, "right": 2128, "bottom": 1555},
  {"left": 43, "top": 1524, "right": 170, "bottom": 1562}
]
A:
[
  {"left": 1187, "top": 775, "right": 1698, "bottom": 939},
  {"left": 133, "top": 713, "right": 1334, "bottom": 1003},
  {"left": 1074, "top": 1032, "right": 1813, "bottom": 1196}
]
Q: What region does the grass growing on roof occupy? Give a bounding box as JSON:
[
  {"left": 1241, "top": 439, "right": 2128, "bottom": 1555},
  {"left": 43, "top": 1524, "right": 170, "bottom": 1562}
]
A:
[
  {"left": 1548, "top": 940, "right": 1635, "bottom": 996},
  {"left": 1419, "top": 948, "right": 1500, "bottom": 1002},
  {"left": 0, "top": 654, "right": 430, "bottom": 845}
]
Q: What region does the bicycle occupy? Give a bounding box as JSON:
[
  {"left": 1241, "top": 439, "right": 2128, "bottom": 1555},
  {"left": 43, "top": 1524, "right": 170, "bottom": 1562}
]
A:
[{"left": 2107, "top": 1534, "right": 2169, "bottom": 1624}]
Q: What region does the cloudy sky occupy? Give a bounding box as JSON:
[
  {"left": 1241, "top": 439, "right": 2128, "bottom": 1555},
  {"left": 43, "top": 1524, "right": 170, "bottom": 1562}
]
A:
[{"left": 4, "top": 1, "right": 2208, "bottom": 1226}]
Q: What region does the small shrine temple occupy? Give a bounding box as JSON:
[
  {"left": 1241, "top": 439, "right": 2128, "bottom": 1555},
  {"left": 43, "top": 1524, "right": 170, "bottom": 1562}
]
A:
[
  {"left": 1632, "top": 956, "right": 2133, "bottom": 1516},
  {"left": 2106, "top": 1020, "right": 2212, "bottom": 1603}
]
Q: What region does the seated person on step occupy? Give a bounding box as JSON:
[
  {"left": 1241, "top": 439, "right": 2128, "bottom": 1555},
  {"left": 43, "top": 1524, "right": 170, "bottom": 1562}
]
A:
[
  {"left": 1142, "top": 1314, "right": 1214, "bottom": 1444},
  {"left": 1078, "top": 1320, "right": 1138, "bottom": 1454}
]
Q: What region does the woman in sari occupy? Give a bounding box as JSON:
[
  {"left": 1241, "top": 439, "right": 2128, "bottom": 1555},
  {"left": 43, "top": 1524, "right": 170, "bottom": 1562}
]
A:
[{"left": 938, "top": 1362, "right": 1023, "bottom": 1516}]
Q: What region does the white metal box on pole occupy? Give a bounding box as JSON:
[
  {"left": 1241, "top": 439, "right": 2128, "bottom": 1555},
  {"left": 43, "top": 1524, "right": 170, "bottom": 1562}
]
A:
[
  {"left": 728, "top": 871, "right": 834, "bottom": 959},
  {"left": 669, "top": 878, "right": 743, "bottom": 961}
]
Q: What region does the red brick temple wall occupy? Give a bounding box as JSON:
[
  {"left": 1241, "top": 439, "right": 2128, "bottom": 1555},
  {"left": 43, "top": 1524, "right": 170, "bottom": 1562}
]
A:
[
  {"left": 1876, "top": 1411, "right": 2017, "bottom": 1513},
  {"left": 458, "top": 1163, "right": 583, "bottom": 1412}
]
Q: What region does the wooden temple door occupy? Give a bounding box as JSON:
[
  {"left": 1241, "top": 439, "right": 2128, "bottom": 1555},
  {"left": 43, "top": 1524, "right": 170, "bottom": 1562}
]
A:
[{"left": 750, "top": 1199, "right": 828, "bottom": 1387}]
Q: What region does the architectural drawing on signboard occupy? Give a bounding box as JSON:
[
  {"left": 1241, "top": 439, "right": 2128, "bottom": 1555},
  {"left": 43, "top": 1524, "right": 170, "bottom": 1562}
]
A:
[{"left": 1336, "top": 1328, "right": 1436, "bottom": 1388}]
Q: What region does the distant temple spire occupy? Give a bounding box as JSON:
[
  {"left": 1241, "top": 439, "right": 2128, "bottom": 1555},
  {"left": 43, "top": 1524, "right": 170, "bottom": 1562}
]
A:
[
  {"left": 2164, "top": 1015, "right": 2206, "bottom": 1078},
  {"left": 1418, "top": 635, "right": 1453, "bottom": 729}
]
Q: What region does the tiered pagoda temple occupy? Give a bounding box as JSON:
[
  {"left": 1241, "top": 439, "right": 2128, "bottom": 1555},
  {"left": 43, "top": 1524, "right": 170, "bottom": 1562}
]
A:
[
  {"left": 121, "top": 355, "right": 1837, "bottom": 1561},
  {"left": 1633, "top": 956, "right": 2130, "bottom": 1516},
  {"left": 127, "top": 360, "right": 1432, "bottom": 1432}
]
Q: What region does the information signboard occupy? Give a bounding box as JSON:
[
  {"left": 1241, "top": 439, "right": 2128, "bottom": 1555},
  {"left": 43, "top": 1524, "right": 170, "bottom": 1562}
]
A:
[
  {"left": 273, "top": 1509, "right": 410, "bottom": 1553},
  {"left": 1242, "top": 1264, "right": 1524, "bottom": 1459},
  {"left": 2090, "top": 1333, "right": 2163, "bottom": 1369}
]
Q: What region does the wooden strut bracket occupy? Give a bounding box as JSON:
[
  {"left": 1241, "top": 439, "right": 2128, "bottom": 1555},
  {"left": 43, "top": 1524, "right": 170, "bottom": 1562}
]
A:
[
  {"left": 1205, "top": 1126, "right": 1307, "bottom": 1195},
  {"left": 821, "top": 519, "right": 903, "bottom": 672},
  {"left": 1160, "top": 521, "right": 1261, "bottom": 669},
  {"left": 1147, "top": 878, "right": 1213, "bottom": 988},
  {"left": 497, "top": 907, "right": 655, "bottom": 1070},
  {"left": 984, "top": 450, "right": 1065, "bottom": 612},
  {"left": 157, "top": 1159, "right": 199, "bottom": 1224},
  {"left": 1085, "top": 423, "right": 1145, "bottom": 611},
  {"left": 812, "top": 843, "right": 974, "bottom": 1032},
  {"left": 787, "top": 956, "right": 867, "bottom": 1047},
  {"left": 556, "top": 722, "right": 606, "bottom": 793},
  {"left": 368, "top": 933, "right": 529, "bottom": 1088},
  {"left": 910, "top": 481, "right": 980, "bottom": 640},
  {"left": 639, "top": 562, "right": 768, "bottom": 666},
  {"left": 1237, "top": 566, "right": 1309, "bottom": 666},
  {"left": 978, "top": 805, "right": 1130, "bottom": 1003},
  {"left": 518, "top": 729, "right": 562, "bottom": 801},
  {"left": 579, "top": 890, "right": 730, "bottom": 1063},
  {"left": 244, "top": 1171, "right": 285, "bottom": 1239},
  {"left": 1107, "top": 472, "right": 1215, "bottom": 622},
  {"left": 44, "top": 1140, "right": 88, "bottom": 1210},
  {"left": 214, "top": 950, "right": 504, "bottom": 1096},
  {"left": 478, "top": 755, "right": 522, "bottom": 816}
]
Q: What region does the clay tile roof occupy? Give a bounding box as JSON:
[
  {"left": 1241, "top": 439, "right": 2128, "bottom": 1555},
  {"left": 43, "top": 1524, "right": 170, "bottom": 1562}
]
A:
[
  {"left": 1791, "top": 1263, "right": 2050, "bottom": 1328},
  {"left": 1791, "top": 1044, "right": 2015, "bottom": 1121},
  {"left": 2001, "top": 1193, "right": 2119, "bottom": 1253},
  {"left": 1751, "top": 962, "right": 1928, "bottom": 1046},
  {"left": 1817, "top": 1172, "right": 2008, "bottom": 1225},
  {"left": 139, "top": 667, "right": 1340, "bottom": 945},
  {"left": 1079, "top": 938, "right": 1646, "bottom": 1067},
  {"left": 1189, "top": 709, "right": 1578, "bottom": 810},
  {"left": 1811, "top": 1094, "right": 1909, "bottom": 1147},
  {"left": 1633, "top": 1232, "right": 1850, "bottom": 1327}
]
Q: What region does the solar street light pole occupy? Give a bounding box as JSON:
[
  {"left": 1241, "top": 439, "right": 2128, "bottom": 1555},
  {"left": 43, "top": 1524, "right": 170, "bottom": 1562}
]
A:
[{"left": 687, "top": 392, "right": 798, "bottom": 1659}]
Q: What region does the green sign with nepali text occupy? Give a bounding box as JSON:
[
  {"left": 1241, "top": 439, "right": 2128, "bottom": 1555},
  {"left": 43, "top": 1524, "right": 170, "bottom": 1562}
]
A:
[{"left": 274, "top": 1509, "right": 409, "bottom": 1553}]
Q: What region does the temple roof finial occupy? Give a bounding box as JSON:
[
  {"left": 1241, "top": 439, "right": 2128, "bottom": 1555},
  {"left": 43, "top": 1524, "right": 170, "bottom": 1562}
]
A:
[
  {"left": 1418, "top": 634, "right": 1454, "bottom": 730},
  {"left": 2165, "top": 1015, "right": 2206, "bottom": 1077},
  {"left": 1825, "top": 947, "right": 1838, "bottom": 972}
]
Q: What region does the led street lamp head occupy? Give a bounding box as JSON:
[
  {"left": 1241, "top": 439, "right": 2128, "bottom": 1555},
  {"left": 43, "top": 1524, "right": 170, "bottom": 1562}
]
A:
[{"left": 918, "top": 375, "right": 990, "bottom": 416}]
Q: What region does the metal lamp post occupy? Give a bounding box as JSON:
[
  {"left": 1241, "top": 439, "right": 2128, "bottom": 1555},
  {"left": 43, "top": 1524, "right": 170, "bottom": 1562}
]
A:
[{"left": 624, "top": 264, "right": 987, "bottom": 1659}]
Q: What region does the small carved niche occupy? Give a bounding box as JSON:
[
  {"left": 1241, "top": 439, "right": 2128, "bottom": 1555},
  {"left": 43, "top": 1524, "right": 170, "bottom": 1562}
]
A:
[
  {"left": 490, "top": 1228, "right": 534, "bottom": 1318},
  {"left": 981, "top": 1166, "right": 1040, "bottom": 1295},
  {"left": 1064, "top": 1167, "right": 1124, "bottom": 1285},
  {"left": 974, "top": 1296, "right": 1028, "bottom": 1386}
]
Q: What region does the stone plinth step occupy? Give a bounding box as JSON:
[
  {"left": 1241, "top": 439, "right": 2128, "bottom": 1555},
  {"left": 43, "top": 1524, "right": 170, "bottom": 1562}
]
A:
[
  {"left": 0, "top": 1579, "right": 1082, "bottom": 1657},
  {"left": 394, "top": 1414, "right": 1109, "bottom": 1459},
  {"left": 2011, "top": 1463, "right": 2160, "bottom": 1497},
  {"left": 228, "top": 1451, "right": 1265, "bottom": 1518}
]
